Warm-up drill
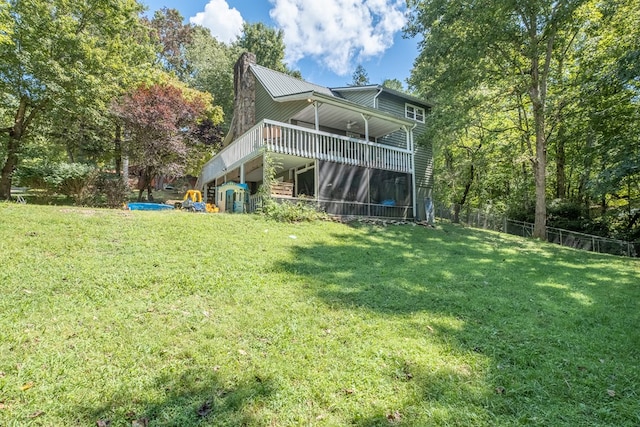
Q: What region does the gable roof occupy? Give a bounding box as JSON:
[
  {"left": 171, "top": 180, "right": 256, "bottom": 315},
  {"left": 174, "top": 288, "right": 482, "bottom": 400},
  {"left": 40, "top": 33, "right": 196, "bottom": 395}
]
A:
[
  {"left": 331, "top": 85, "right": 432, "bottom": 108},
  {"left": 248, "top": 63, "right": 422, "bottom": 138},
  {"left": 250, "top": 64, "right": 335, "bottom": 98}
]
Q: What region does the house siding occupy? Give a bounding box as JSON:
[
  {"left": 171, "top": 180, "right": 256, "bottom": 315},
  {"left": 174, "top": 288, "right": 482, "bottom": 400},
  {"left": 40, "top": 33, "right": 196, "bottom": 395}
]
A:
[
  {"left": 374, "top": 92, "right": 433, "bottom": 219},
  {"left": 335, "top": 90, "right": 376, "bottom": 108},
  {"left": 255, "top": 83, "right": 308, "bottom": 124},
  {"left": 376, "top": 93, "right": 410, "bottom": 148},
  {"left": 331, "top": 89, "right": 434, "bottom": 219}
]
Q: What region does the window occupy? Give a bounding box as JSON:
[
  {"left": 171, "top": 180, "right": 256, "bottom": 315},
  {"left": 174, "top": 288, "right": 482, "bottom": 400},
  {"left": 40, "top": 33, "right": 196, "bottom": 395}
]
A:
[{"left": 405, "top": 103, "right": 425, "bottom": 123}]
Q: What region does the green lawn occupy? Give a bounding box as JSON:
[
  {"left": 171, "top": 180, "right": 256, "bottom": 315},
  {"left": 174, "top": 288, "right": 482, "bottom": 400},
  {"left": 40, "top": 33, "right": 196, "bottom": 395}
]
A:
[{"left": 1, "top": 204, "right": 638, "bottom": 426}]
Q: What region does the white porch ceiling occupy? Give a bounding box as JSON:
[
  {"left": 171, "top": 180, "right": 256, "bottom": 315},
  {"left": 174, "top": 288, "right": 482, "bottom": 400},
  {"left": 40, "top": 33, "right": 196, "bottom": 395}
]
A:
[{"left": 290, "top": 103, "right": 407, "bottom": 139}]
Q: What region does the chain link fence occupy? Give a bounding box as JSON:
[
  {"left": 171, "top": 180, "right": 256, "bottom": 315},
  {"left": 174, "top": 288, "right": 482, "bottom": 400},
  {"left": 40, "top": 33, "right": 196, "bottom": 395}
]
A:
[{"left": 436, "top": 205, "right": 637, "bottom": 258}]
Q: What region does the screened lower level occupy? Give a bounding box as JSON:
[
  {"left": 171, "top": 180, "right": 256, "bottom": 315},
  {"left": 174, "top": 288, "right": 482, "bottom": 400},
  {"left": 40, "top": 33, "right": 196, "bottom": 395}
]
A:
[{"left": 203, "top": 153, "right": 414, "bottom": 219}]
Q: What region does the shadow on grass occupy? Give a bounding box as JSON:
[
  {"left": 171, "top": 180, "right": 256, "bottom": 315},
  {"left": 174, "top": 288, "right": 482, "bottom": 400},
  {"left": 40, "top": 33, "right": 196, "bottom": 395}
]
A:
[
  {"left": 279, "top": 222, "right": 640, "bottom": 425},
  {"left": 75, "top": 368, "right": 275, "bottom": 426}
]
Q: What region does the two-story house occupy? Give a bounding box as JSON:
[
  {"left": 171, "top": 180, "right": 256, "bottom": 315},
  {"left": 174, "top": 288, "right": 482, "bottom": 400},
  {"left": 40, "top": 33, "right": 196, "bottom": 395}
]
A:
[{"left": 196, "top": 52, "right": 433, "bottom": 219}]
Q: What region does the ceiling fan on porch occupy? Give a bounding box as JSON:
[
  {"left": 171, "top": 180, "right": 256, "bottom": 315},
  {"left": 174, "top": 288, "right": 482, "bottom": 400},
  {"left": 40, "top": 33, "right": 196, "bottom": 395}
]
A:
[{"left": 346, "top": 120, "right": 359, "bottom": 130}]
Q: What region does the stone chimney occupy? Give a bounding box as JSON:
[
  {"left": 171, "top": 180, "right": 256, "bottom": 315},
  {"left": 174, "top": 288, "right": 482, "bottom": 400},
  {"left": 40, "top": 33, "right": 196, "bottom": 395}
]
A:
[{"left": 231, "top": 52, "right": 257, "bottom": 142}]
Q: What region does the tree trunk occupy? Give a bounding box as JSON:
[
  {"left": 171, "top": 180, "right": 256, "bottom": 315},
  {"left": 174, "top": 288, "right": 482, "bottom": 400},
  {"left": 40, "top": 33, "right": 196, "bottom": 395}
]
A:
[
  {"left": 530, "top": 71, "right": 547, "bottom": 239},
  {"left": 0, "top": 136, "right": 19, "bottom": 200},
  {"left": 555, "top": 130, "right": 566, "bottom": 199},
  {"left": 528, "top": 20, "right": 553, "bottom": 240},
  {"left": 531, "top": 86, "right": 547, "bottom": 238},
  {"left": 122, "top": 155, "right": 129, "bottom": 186},
  {"left": 114, "top": 124, "right": 122, "bottom": 176},
  {"left": 137, "top": 166, "right": 154, "bottom": 202},
  {"left": 533, "top": 146, "right": 547, "bottom": 239},
  {"left": 0, "top": 98, "right": 31, "bottom": 200},
  {"left": 452, "top": 164, "right": 474, "bottom": 224},
  {"left": 453, "top": 203, "right": 461, "bottom": 223}
]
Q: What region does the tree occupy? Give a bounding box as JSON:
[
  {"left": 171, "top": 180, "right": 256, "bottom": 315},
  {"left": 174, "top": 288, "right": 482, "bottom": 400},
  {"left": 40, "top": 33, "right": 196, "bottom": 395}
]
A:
[
  {"left": 237, "top": 23, "right": 285, "bottom": 72},
  {"left": 0, "top": 2, "right": 11, "bottom": 46},
  {"left": 0, "top": 0, "right": 154, "bottom": 200},
  {"left": 576, "top": 0, "right": 640, "bottom": 209},
  {"left": 147, "top": 8, "right": 195, "bottom": 80},
  {"left": 186, "top": 26, "right": 241, "bottom": 130},
  {"left": 350, "top": 65, "right": 370, "bottom": 86},
  {"left": 407, "top": 0, "right": 590, "bottom": 238},
  {"left": 112, "top": 81, "right": 222, "bottom": 201},
  {"left": 382, "top": 78, "right": 405, "bottom": 92}
]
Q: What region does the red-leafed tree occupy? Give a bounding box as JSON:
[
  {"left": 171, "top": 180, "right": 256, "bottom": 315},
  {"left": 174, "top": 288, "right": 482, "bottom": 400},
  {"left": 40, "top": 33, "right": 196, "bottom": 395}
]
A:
[{"left": 112, "top": 81, "right": 222, "bottom": 201}]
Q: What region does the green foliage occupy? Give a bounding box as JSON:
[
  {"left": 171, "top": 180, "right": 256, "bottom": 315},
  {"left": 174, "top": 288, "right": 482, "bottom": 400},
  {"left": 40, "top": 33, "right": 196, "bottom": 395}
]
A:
[
  {"left": 547, "top": 199, "right": 588, "bottom": 231},
  {"left": 237, "top": 22, "right": 287, "bottom": 72},
  {"left": 14, "top": 162, "right": 95, "bottom": 199},
  {"left": 350, "top": 64, "right": 370, "bottom": 86},
  {"left": 382, "top": 78, "right": 405, "bottom": 92},
  {"left": 90, "top": 172, "right": 130, "bottom": 208},
  {"left": 44, "top": 162, "right": 96, "bottom": 199},
  {"left": 13, "top": 162, "right": 49, "bottom": 190},
  {"left": 148, "top": 8, "right": 195, "bottom": 80},
  {"left": 236, "top": 22, "right": 300, "bottom": 78},
  {"left": 0, "top": 0, "right": 157, "bottom": 198},
  {"left": 13, "top": 162, "right": 128, "bottom": 207},
  {"left": 408, "top": 0, "right": 640, "bottom": 239},
  {"left": 257, "top": 150, "right": 278, "bottom": 199},
  {"left": 256, "top": 152, "right": 326, "bottom": 222},
  {"left": 186, "top": 26, "right": 241, "bottom": 130},
  {"left": 259, "top": 198, "right": 328, "bottom": 223},
  {"left": 0, "top": 2, "right": 12, "bottom": 46}
]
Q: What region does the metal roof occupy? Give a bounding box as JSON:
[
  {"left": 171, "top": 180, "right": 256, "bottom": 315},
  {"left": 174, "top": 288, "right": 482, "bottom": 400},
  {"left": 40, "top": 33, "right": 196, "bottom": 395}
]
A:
[
  {"left": 249, "top": 64, "right": 418, "bottom": 138},
  {"left": 250, "top": 64, "right": 334, "bottom": 98},
  {"left": 331, "top": 85, "right": 433, "bottom": 108}
]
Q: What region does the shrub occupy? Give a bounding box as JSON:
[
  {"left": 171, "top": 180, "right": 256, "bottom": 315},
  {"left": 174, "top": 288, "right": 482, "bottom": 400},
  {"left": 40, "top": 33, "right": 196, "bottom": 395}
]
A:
[
  {"left": 44, "top": 163, "right": 96, "bottom": 199},
  {"left": 547, "top": 199, "right": 588, "bottom": 231},
  {"left": 13, "top": 162, "right": 52, "bottom": 190},
  {"left": 74, "top": 172, "right": 130, "bottom": 208},
  {"left": 94, "top": 173, "right": 130, "bottom": 208},
  {"left": 14, "top": 162, "right": 96, "bottom": 202},
  {"left": 259, "top": 198, "right": 328, "bottom": 222}
]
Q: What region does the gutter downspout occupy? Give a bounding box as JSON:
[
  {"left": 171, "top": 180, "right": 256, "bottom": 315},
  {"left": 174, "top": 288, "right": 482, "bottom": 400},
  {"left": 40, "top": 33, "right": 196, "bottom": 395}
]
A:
[{"left": 372, "top": 86, "right": 383, "bottom": 109}]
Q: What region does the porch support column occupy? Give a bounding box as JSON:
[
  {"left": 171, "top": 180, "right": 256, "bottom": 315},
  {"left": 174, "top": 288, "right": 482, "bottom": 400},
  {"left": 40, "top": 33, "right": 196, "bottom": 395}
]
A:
[
  {"left": 406, "top": 125, "right": 417, "bottom": 219},
  {"left": 314, "top": 160, "right": 319, "bottom": 207},
  {"left": 360, "top": 114, "right": 370, "bottom": 142},
  {"left": 361, "top": 114, "right": 371, "bottom": 216},
  {"left": 313, "top": 101, "right": 320, "bottom": 131},
  {"left": 240, "top": 163, "right": 245, "bottom": 184}
]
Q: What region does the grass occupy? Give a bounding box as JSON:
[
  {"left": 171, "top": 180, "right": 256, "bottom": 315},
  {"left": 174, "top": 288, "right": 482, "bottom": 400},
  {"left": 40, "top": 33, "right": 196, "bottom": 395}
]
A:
[{"left": 0, "top": 203, "right": 638, "bottom": 426}]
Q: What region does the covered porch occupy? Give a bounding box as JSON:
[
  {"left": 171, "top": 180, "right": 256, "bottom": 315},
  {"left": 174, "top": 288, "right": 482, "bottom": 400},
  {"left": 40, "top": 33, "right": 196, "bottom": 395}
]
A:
[{"left": 197, "top": 117, "right": 416, "bottom": 218}]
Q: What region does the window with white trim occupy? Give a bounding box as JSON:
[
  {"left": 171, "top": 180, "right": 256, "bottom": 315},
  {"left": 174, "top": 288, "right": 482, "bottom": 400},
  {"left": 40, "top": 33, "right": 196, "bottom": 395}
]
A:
[{"left": 405, "top": 103, "right": 425, "bottom": 123}]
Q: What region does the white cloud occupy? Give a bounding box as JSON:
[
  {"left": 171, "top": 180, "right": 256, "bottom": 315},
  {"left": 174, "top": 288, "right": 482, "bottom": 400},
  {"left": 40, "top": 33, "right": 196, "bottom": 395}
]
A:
[
  {"left": 269, "top": 0, "right": 407, "bottom": 76},
  {"left": 190, "top": 0, "right": 244, "bottom": 44}
]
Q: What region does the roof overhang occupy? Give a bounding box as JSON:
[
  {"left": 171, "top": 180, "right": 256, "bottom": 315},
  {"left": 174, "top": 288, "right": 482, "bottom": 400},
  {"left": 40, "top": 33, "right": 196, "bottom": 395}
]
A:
[
  {"left": 273, "top": 91, "right": 415, "bottom": 138},
  {"left": 331, "top": 85, "right": 433, "bottom": 108}
]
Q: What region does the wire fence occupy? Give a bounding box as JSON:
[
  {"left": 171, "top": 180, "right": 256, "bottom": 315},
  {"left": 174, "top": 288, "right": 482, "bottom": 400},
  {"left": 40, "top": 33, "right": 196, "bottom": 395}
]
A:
[{"left": 436, "top": 205, "right": 637, "bottom": 258}]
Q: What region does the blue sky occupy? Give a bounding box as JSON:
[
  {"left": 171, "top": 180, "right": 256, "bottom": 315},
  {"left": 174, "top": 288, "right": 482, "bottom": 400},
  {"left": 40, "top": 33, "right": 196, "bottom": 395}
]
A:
[{"left": 141, "top": 0, "right": 420, "bottom": 89}]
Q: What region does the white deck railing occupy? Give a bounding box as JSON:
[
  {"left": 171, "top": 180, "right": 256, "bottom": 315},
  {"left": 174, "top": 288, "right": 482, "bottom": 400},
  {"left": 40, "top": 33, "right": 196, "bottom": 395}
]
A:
[{"left": 198, "top": 119, "right": 413, "bottom": 187}]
